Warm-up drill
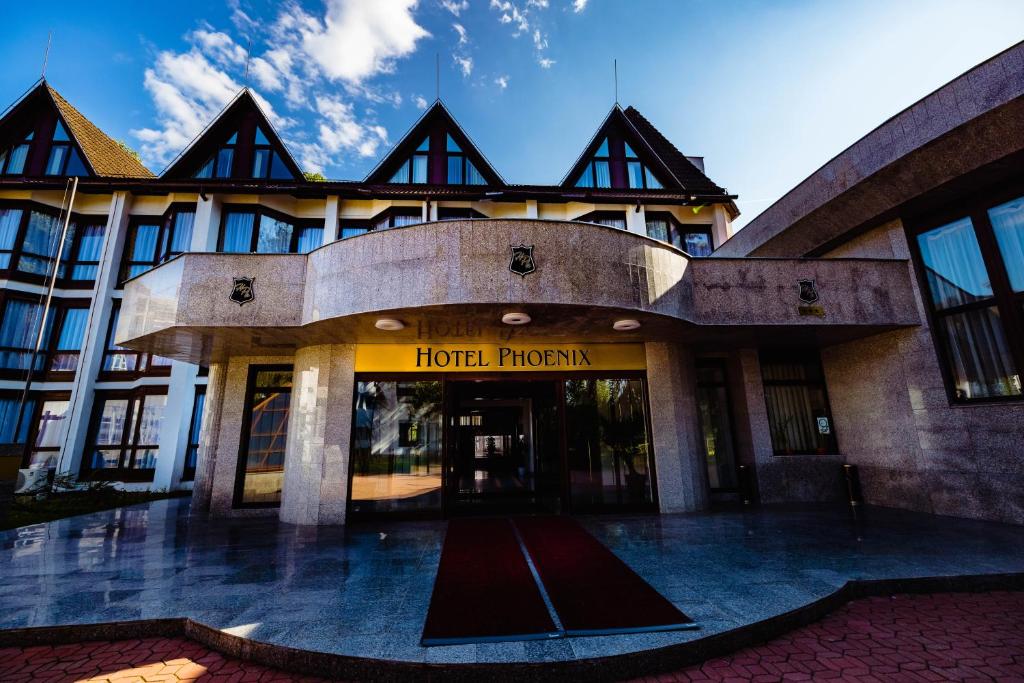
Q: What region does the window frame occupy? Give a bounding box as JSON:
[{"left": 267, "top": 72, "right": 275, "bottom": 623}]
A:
[
  {"left": 0, "top": 199, "right": 107, "bottom": 288},
  {"left": 43, "top": 119, "right": 88, "bottom": 177},
  {"left": 904, "top": 182, "right": 1024, "bottom": 405},
  {"left": 338, "top": 218, "right": 372, "bottom": 240},
  {"left": 643, "top": 212, "right": 715, "bottom": 255},
  {"left": 216, "top": 204, "right": 321, "bottom": 254},
  {"left": 181, "top": 386, "right": 206, "bottom": 481},
  {"left": 759, "top": 350, "right": 839, "bottom": 456},
  {"left": 575, "top": 138, "right": 612, "bottom": 189},
  {"left": 98, "top": 299, "right": 172, "bottom": 380},
  {"left": 0, "top": 291, "right": 91, "bottom": 381},
  {"left": 436, "top": 207, "right": 486, "bottom": 221},
  {"left": 575, "top": 210, "right": 628, "bottom": 230},
  {"left": 370, "top": 206, "right": 424, "bottom": 231},
  {"left": 194, "top": 132, "right": 237, "bottom": 179},
  {"left": 80, "top": 387, "right": 168, "bottom": 482},
  {"left": 19, "top": 390, "right": 71, "bottom": 469},
  {"left": 0, "top": 130, "right": 33, "bottom": 176},
  {"left": 118, "top": 203, "right": 196, "bottom": 284},
  {"left": 233, "top": 364, "right": 294, "bottom": 509}
]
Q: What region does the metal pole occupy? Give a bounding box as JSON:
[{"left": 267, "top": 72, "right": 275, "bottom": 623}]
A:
[{"left": 16, "top": 175, "right": 77, "bottom": 473}]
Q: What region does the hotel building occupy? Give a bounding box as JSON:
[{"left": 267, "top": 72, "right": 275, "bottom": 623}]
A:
[{"left": 1, "top": 42, "right": 1022, "bottom": 525}]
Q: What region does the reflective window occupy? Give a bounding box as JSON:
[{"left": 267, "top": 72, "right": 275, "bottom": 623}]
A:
[
  {"left": 83, "top": 391, "right": 166, "bottom": 477},
  {"left": 917, "top": 218, "right": 992, "bottom": 309},
  {"left": 120, "top": 207, "right": 195, "bottom": 281},
  {"left": 0, "top": 396, "right": 32, "bottom": 446},
  {"left": 389, "top": 137, "right": 430, "bottom": 184},
  {"left": 49, "top": 306, "right": 88, "bottom": 373},
  {"left": 0, "top": 207, "right": 23, "bottom": 268},
  {"left": 350, "top": 380, "right": 443, "bottom": 516},
  {"left": 683, "top": 230, "right": 714, "bottom": 256},
  {"left": 182, "top": 387, "right": 206, "bottom": 481},
  {"left": 27, "top": 399, "right": 69, "bottom": 468},
  {"left": 760, "top": 353, "right": 838, "bottom": 455},
  {"left": 577, "top": 211, "right": 627, "bottom": 230},
  {"left": 989, "top": 196, "right": 1024, "bottom": 292},
  {"left": 195, "top": 131, "right": 237, "bottom": 178},
  {"left": 237, "top": 367, "right": 292, "bottom": 506},
  {"left": 100, "top": 301, "right": 169, "bottom": 377},
  {"left": 0, "top": 131, "right": 32, "bottom": 175},
  {"left": 19, "top": 211, "right": 63, "bottom": 276},
  {"left": 575, "top": 137, "right": 613, "bottom": 189},
  {"left": 696, "top": 361, "right": 738, "bottom": 490},
  {"left": 256, "top": 214, "right": 294, "bottom": 253},
  {"left": 564, "top": 378, "right": 654, "bottom": 509},
  {"left": 0, "top": 298, "right": 47, "bottom": 370}
]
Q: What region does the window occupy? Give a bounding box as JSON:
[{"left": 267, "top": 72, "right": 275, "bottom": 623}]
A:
[
  {"left": 18, "top": 210, "right": 66, "bottom": 276},
  {"left": 372, "top": 208, "right": 423, "bottom": 231},
  {"left": 574, "top": 137, "right": 612, "bottom": 189},
  {"left": 236, "top": 366, "right": 292, "bottom": 506},
  {"left": 695, "top": 360, "right": 738, "bottom": 491},
  {"left": 100, "top": 301, "right": 170, "bottom": 378},
  {"left": 576, "top": 210, "right": 627, "bottom": 230},
  {"left": 44, "top": 121, "right": 88, "bottom": 176},
  {"left": 182, "top": 387, "right": 206, "bottom": 481},
  {"left": 47, "top": 305, "right": 88, "bottom": 374},
  {"left": 644, "top": 213, "right": 713, "bottom": 255},
  {"left": 0, "top": 207, "right": 22, "bottom": 269},
  {"left": 625, "top": 142, "right": 663, "bottom": 190},
  {"left": 0, "top": 297, "right": 48, "bottom": 371},
  {"left": 195, "top": 132, "right": 236, "bottom": 179},
  {"left": 120, "top": 206, "right": 195, "bottom": 281},
  {"left": 67, "top": 220, "right": 105, "bottom": 281},
  {"left": 389, "top": 137, "right": 429, "bottom": 184},
  {"left": 910, "top": 193, "right": 1024, "bottom": 403},
  {"left": 218, "top": 207, "right": 318, "bottom": 254},
  {"left": 350, "top": 380, "right": 443, "bottom": 516},
  {"left": 445, "top": 135, "right": 486, "bottom": 185},
  {"left": 0, "top": 131, "right": 32, "bottom": 175},
  {"left": 26, "top": 398, "right": 70, "bottom": 468},
  {"left": 0, "top": 394, "right": 33, "bottom": 449},
  {"left": 339, "top": 219, "right": 370, "bottom": 240},
  {"left": 760, "top": 352, "right": 838, "bottom": 455},
  {"left": 564, "top": 378, "right": 655, "bottom": 510},
  {"left": 250, "top": 127, "right": 292, "bottom": 179},
  {"left": 436, "top": 207, "right": 485, "bottom": 220},
  {"left": 82, "top": 390, "right": 167, "bottom": 480}
]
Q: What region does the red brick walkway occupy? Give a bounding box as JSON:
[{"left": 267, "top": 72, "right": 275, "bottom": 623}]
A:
[{"left": 0, "top": 592, "right": 1021, "bottom": 682}]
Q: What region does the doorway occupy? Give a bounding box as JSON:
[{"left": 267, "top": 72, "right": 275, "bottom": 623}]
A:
[{"left": 446, "top": 380, "right": 561, "bottom": 515}]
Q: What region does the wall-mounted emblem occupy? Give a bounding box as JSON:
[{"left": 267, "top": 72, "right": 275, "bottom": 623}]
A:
[
  {"left": 509, "top": 244, "right": 536, "bottom": 277},
  {"left": 229, "top": 277, "right": 256, "bottom": 306},
  {"left": 797, "top": 279, "right": 819, "bottom": 304}
]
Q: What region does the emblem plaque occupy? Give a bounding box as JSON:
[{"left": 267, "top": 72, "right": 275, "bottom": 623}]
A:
[
  {"left": 797, "top": 279, "right": 819, "bottom": 304},
  {"left": 229, "top": 277, "right": 256, "bottom": 306},
  {"left": 509, "top": 244, "right": 536, "bottom": 277}
]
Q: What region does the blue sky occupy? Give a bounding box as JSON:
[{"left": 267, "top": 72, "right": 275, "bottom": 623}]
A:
[{"left": 3, "top": 0, "right": 1023, "bottom": 229}]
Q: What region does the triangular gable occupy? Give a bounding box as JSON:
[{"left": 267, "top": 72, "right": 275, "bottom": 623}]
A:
[
  {"left": 161, "top": 89, "right": 303, "bottom": 181},
  {"left": 560, "top": 105, "right": 727, "bottom": 195},
  {"left": 365, "top": 100, "right": 505, "bottom": 186},
  {"left": 0, "top": 80, "right": 152, "bottom": 178}
]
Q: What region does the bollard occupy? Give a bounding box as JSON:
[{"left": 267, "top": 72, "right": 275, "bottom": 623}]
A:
[
  {"left": 843, "top": 464, "right": 863, "bottom": 508},
  {"left": 737, "top": 464, "right": 754, "bottom": 506}
]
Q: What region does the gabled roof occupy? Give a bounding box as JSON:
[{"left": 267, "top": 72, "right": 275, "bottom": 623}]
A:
[
  {"left": 0, "top": 80, "right": 153, "bottom": 178},
  {"left": 160, "top": 88, "right": 303, "bottom": 180},
  {"left": 364, "top": 100, "right": 505, "bottom": 186},
  {"left": 560, "top": 104, "right": 727, "bottom": 197}
]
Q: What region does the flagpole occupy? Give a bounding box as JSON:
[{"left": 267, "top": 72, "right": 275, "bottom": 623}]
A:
[{"left": 16, "top": 175, "right": 77, "bottom": 475}]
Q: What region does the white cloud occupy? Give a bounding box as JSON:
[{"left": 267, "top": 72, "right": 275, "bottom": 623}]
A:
[
  {"left": 526, "top": 0, "right": 548, "bottom": 7},
  {"left": 572, "top": 0, "right": 588, "bottom": 12},
  {"left": 454, "top": 55, "right": 473, "bottom": 76},
  {"left": 453, "top": 22, "right": 468, "bottom": 45},
  {"left": 413, "top": 94, "right": 429, "bottom": 109},
  {"left": 191, "top": 29, "right": 248, "bottom": 66},
  {"left": 532, "top": 29, "right": 547, "bottom": 50},
  {"left": 250, "top": 56, "right": 284, "bottom": 92},
  {"left": 440, "top": 0, "right": 469, "bottom": 15},
  {"left": 538, "top": 57, "right": 555, "bottom": 68},
  {"left": 494, "top": 75, "right": 509, "bottom": 89}
]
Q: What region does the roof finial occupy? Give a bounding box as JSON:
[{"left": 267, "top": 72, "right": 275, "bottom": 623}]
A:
[
  {"left": 243, "top": 38, "right": 252, "bottom": 87},
  {"left": 435, "top": 52, "right": 440, "bottom": 101},
  {"left": 41, "top": 31, "right": 52, "bottom": 79},
  {"left": 614, "top": 58, "right": 619, "bottom": 105}
]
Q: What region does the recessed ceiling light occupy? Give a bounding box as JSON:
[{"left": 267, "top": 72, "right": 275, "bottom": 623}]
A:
[
  {"left": 613, "top": 319, "right": 641, "bottom": 331},
  {"left": 502, "top": 312, "right": 531, "bottom": 325},
  {"left": 375, "top": 318, "right": 405, "bottom": 331}
]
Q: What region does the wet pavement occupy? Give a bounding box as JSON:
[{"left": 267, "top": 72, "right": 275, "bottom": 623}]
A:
[{"left": 1, "top": 498, "right": 1023, "bottom": 664}]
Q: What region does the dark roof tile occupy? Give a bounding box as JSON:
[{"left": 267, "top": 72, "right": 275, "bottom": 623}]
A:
[{"left": 623, "top": 106, "right": 725, "bottom": 196}]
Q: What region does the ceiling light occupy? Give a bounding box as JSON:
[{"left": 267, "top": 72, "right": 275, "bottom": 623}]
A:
[
  {"left": 374, "top": 318, "right": 405, "bottom": 331},
  {"left": 502, "top": 312, "right": 531, "bottom": 325},
  {"left": 613, "top": 319, "right": 641, "bottom": 331}
]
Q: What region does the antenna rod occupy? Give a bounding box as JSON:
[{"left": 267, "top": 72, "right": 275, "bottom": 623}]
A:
[
  {"left": 244, "top": 38, "right": 252, "bottom": 86},
  {"left": 41, "top": 31, "right": 52, "bottom": 78},
  {"left": 614, "top": 58, "right": 618, "bottom": 104},
  {"left": 435, "top": 53, "right": 440, "bottom": 100}
]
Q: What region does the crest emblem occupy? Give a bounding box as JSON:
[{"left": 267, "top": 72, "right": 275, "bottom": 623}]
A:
[
  {"left": 229, "top": 277, "right": 256, "bottom": 306},
  {"left": 509, "top": 244, "right": 536, "bottom": 277},
  {"left": 797, "top": 279, "right": 819, "bottom": 304}
]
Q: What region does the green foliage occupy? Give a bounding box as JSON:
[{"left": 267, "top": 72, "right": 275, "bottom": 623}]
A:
[
  {"left": 115, "top": 139, "right": 144, "bottom": 164},
  {"left": 303, "top": 171, "right": 327, "bottom": 182}
]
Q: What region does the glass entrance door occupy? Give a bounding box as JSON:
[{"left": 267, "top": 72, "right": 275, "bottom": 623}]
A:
[
  {"left": 447, "top": 380, "right": 560, "bottom": 514},
  {"left": 695, "top": 360, "right": 739, "bottom": 497}
]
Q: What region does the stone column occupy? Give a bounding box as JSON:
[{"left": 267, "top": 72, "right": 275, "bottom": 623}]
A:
[
  {"left": 279, "top": 344, "right": 356, "bottom": 525},
  {"left": 189, "top": 362, "right": 226, "bottom": 517},
  {"left": 644, "top": 342, "right": 709, "bottom": 513}
]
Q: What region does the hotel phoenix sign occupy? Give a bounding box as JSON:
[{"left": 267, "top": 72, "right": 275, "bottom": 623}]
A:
[{"left": 509, "top": 244, "right": 536, "bottom": 277}]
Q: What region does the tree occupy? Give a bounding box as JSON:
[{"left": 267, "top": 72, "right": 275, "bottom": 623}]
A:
[
  {"left": 115, "top": 139, "right": 143, "bottom": 164},
  {"left": 303, "top": 171, "right": 327, "bottom": 182}
]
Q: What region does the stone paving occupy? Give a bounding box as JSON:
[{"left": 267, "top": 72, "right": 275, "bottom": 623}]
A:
[
  {"left": 0, "top": 591, "right": 1021, "bottom": 681},
  {"left": 2, "top": 498, "right": 1024, "bottom": 664}
]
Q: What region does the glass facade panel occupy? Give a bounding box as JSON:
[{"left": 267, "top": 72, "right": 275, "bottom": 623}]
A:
[
  {"left": 0, "top": 207, "right": 22, "bottom": 268},
  {"left": 627, "top": 161, "right": 644, "bottom": 189},
  {"left": 989, "top": 196, "right": 1024, "bottom": 292},
  {"left": 19, "top": 211, "right": 61, "bottom": 275},
  {"left": 412, "top": 155, "right": 428, "bottom": 183},
  {"left": 761, "top": 354, "right": 838, "bottom": 455},
  {"left": 27, "top": 400, "right": 69, "bottom": 468},
  {"left": 238, "top": 368, "right": 292, "bottom": 505},
  {"left": 564, "top": 378, "right": 653, "bottom": 509},
  {"left": 594, "top": 160, "right": 611, "bottom": 188},
  {"left": 465, "top": 161, "right": 485, "bottom": 185},
  {"left": 939, "top": 306, "right": 1022, "bottom": 400},
  {"left": 0, "top": 299, "right": 45, "bottom": 370},
  {"left": 221, "top": 212, "right": 255, "bottom": 252},
  {"left": 684, "top": 231, "right": 713, "bottom": 256},
  {"left": 256, "top": 215, "right": 294, "bottom": 253},
  {"left": 296, "top": 226, "right": 323, "bottom": 253},
  {"left": 916, "top": 218, "right": 992, "bottom": 309},
  {"left": 447, "top": 155, "right": 463, "bottom": 184},
  {"left": 645, "top": 218, "right": 669, "bottom": 243},
  {"left": 696, "top": 363, "right": 738, "bottom": 490},
  {"left": 350, "top": 380, "right": 443, "bottom": 516}
]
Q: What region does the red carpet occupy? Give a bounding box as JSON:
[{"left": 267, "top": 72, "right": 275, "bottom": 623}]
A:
[
  {"left": 421, "top": 518, "right": 560, "bottom": 645},
  {"left": 514, "top": 516, "right": 695, "bottom": 636}
]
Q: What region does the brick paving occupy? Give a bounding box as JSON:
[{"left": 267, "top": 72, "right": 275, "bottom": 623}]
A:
[{"left": 0, "top": 592, "right": 1021, "bottom": 681}]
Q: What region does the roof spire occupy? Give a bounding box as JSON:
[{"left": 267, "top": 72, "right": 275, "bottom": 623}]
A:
[{"left": 41, "top": 31, "right": 52, "bottom": 79}]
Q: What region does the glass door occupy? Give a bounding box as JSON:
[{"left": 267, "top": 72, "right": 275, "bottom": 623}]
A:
[{"left": 695, "top": 360, "right": 739, "bottom": 493}]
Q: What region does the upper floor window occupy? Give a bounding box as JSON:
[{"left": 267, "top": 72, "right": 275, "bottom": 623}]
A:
[
  {"left": 45, "top": 121, "right": 88, "bottom": 176},
  {"left": 389, "top": 137, "right": 429, "bottom": 184},
  {"left": 0, "top": 203, "right": 105, "bottom": 284},
  {"left": 120, "top": 207, "right": 195, "bottom": 281},
  {"left": 574, "top": 138, "right": 612, "bottom": 189},
  {"left": 218, "top": 206, "right": 322, "bottom": 254},
  {"left": 195, "top": 132, "right": 236, "bottom": 179},
  {"left": 0, "top": 131, "right": 32, "bottom": 175},
  {"left": 339, "top": 219, "right": 370, "bottom": 240},
  {"left": 437, "top": 207, "right": 486, "bottom": 221},
  {"left": 910, "top": 192, "right": 1024, "bottom": 402},
  {"left": 625, "top": 142, "right": 663, "bottom": 190},
  {"left": 251, "top": 127, "right": 292, "bottom": 180},
  {"left": 372, "top": 208, "right": 422, "bottom": 230},
  {"left": 0, "top": 296, "right": 88, "bottom": 376},
  {"left": 100, "top": 300, "right": 171, "bottom": 378},
  {"left": 445, "top": 135, "right": 486, "bottom": 185},
  {"left": 644, "top": 213, "right": 713, "bottom": 255},
  {"left": 577, "top": 210, "right": 626, "bottom": 230}
]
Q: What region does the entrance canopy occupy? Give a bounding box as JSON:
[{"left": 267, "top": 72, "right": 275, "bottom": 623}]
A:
[{"left": 116, "top": 219, "right": 920, "bottom": 364}]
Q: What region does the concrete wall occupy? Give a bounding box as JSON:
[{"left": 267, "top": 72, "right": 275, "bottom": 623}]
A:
[{"left": 821, "top": 222, "right": 1024, "bottom": 524}]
